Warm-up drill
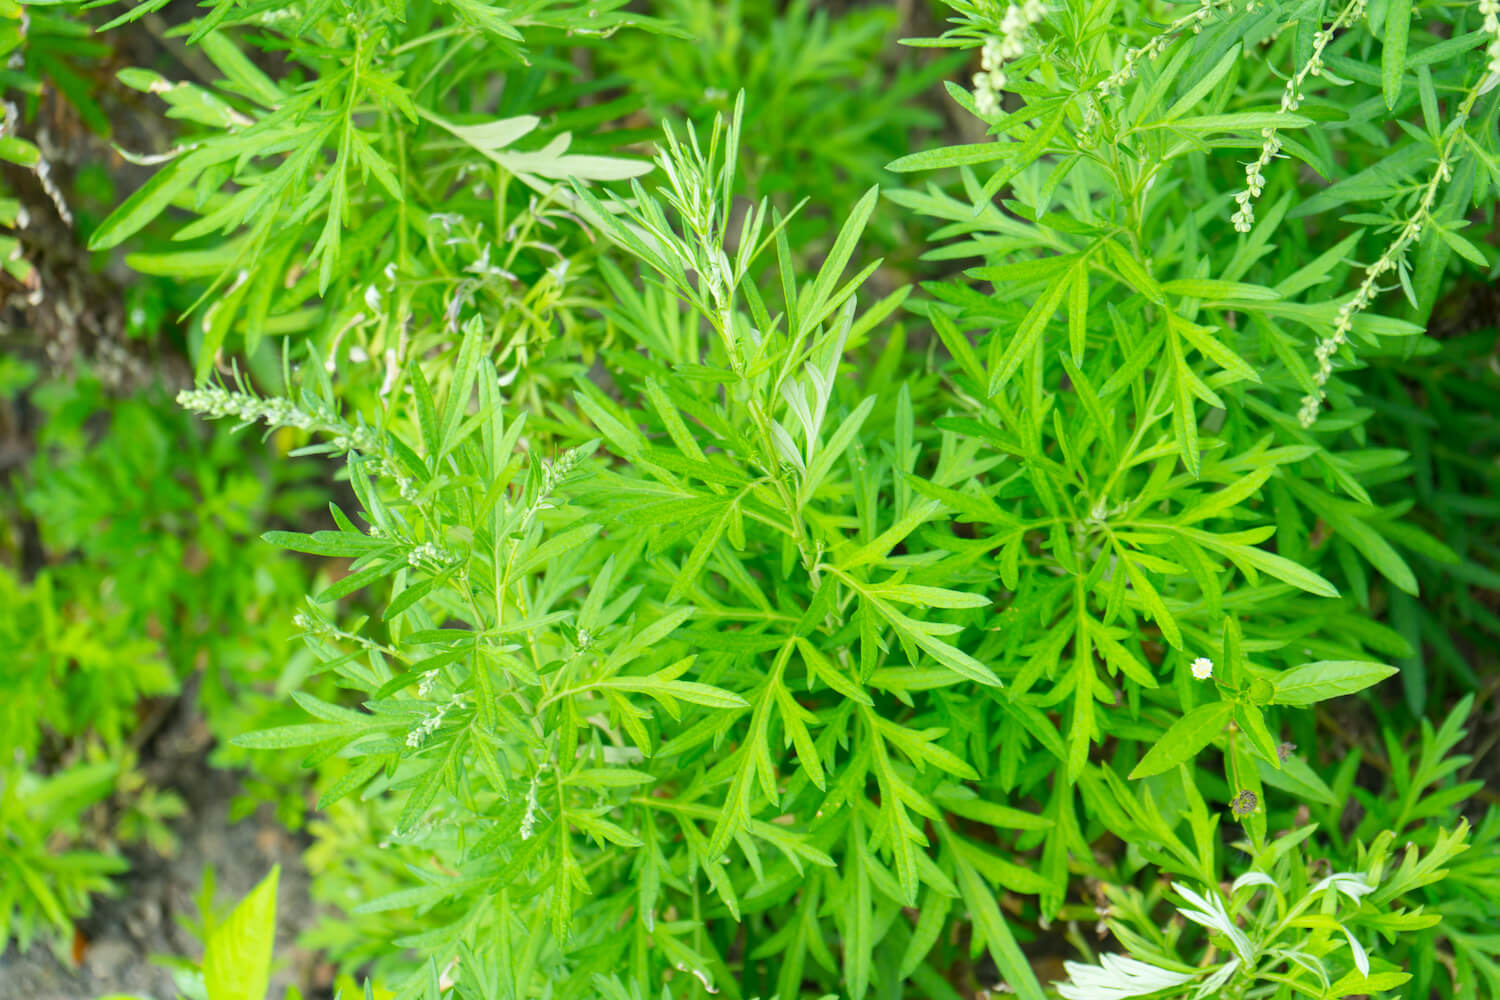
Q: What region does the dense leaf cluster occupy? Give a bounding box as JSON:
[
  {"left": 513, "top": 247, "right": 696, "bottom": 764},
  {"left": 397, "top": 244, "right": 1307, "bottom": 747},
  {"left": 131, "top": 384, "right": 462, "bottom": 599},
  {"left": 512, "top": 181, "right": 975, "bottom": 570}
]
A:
[{"left": 2, "top": 0, "right": 1498, "bottom": 999}]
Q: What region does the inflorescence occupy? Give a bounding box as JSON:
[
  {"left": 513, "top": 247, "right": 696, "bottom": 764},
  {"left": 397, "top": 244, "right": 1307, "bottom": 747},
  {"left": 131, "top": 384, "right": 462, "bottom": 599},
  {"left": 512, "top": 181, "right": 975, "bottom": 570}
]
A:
[
  {"left": 1232, "top": 0, "right": 1365, "bottom": 233},
  {"left": 1485, "top": 0, "right": 1500, "bottom": 77},
  {"left": 1297, "top": 66, "right": 1490, "bottom": 426},
  {"left": 972, "top": 0, "right": 1047, "bottom": 117}
]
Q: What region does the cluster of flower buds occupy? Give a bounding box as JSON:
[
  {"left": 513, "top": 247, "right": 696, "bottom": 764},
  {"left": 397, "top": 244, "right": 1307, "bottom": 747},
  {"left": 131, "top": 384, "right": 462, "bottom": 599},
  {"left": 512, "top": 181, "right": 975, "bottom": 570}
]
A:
[
  {"left": 329, "top": 426, "right": 382, "bottom": 454},
  {"left": 1484, "top": 0, "right": 1500, "bottom": 76},
  {"left": 177, "top": 384, "right": 319, "bottom": 432},
  {"left": 1097, "top": 0, "right": 1236, "bottom": 99},
  {"left": 519, "top": 774, "right": 542, "bottom": 840},
  {"left": 179, "top": 381, "right": 424, "bottom": 507},
  {"left": 1232, "top": 0, "right": 1364, "bottom": 233},
  {"left": 1231, "top": 129, "right": 1281, "bottom": 232},
  {"left": 972, "top": 0, "right": 1046, "bottom": 117},
  {"left": 523, "top": 444, "right": 590, "bottom": 520},
  {"left": 406, "top": 694, "right": 462, "bottom": 749},
  {"left": 541, "top": 446, "right": 586, "bottom": 495},
  {"left": 1297, "top": 219, "right": 1417, "bottom": 426},
  {"left": 407, "top": 541, "right": 454, "bottom": 568},
  {"left": 291, "top": 610, "right": 336, "bottom": 637},
  {"left": 1296, "top": 38, "right": 1493, "bottom": 429}
]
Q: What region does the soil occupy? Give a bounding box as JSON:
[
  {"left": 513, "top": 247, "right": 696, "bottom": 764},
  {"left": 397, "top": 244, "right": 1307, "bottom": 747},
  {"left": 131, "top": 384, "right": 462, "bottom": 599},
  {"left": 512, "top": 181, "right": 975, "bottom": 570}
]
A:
[{"left": 0, "top": 703, "right": 322, "bottom": 1000}]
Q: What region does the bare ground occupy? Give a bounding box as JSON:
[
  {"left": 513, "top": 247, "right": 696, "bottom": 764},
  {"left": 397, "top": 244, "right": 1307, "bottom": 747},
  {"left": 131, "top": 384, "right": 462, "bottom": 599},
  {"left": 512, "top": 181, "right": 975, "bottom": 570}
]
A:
[{"left": 0, "top": 706, "right": 321, "bottom": 1000}]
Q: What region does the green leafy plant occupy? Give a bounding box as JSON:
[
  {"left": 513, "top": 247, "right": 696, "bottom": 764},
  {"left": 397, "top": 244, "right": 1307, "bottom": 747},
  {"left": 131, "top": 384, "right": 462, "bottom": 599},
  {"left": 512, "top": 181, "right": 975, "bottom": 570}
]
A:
[
  {"left": 0, "top": 760, "right": 125, "bottom": 952},
  {"left": 88, "top": 0, "right": 667, "bottom": 381},
  {"left": 10, "top": 0, "right": 1498, "bottom": 996},
  {"left": 1057, "top": 697, "right": 1498, "bottom": 999},
  {"left": 191, "top": 66, "right": 1496, "bottom": 993}
]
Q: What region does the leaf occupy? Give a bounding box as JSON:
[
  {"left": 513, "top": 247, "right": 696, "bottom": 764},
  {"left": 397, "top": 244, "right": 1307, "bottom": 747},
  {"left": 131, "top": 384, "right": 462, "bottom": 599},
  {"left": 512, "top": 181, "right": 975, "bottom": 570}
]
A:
[
  {"left": 1282, "top": 480, "right": 1417, "bottom": 594},
  {"left": 978, "top": 106, "right": 1068, "bottom": 202},
  {"left": 934, "top": 789, "right": 1053, "bottom": 830},
  {"left": 797, "top": 638, "right": 872, "bottom": 705},
  {"left": 515, "top": 523, "right": 602, "bottom": 577},
  {"left": 199, "top": 30, "right": 284, "bottom": 107},
  {"left": 1129, "top": 701, "right": 1234, "bottom": 779},
  {"left": 1434, "top": 224, "right": 1490, "bottom": 267},
  {"left": 1162, "top": 46, "right": 1241, "bottom": 121},
  {"left": 773, "top": 681, "right": 825, "bottom": 789},
  {"left": 1234, "top": 703, "right": 1281, "bottom": 766},
  {"left": 203, "top": 865, "right": 278, "bottom": 1000},
  {"left": 897, "top": 889, "right": 953, "bottom": 978},
  {"left": 988, "top": 260, "right": 1073, "bottom": 395},
  {"left": 954, "top": 847, "right": 1046, "bottom": 1000},
  {"left": 1258, "top": 752, "right": 1338, "bottom": 805},
  {"left": 801, "top": 397, "right": 876, "bottom": 503},
  {"left": 1067, "top": 261, "right": 1090, "bottom": 363},
  {"left": 1087, "top": 622, "right": 1158, "bottom": 688},
  {"left": 605, "top": 606, "right": 695, "bottom": 670},
  {"left": 316, "top": 758, "right": 384, "bottom": 811},
  {"left": 1172, "top": 314, "right": 1260, "bottom": 383},
  {"left": 262, "top": 529, "right": 380, "bottom": 558},
  {"left": 431, "top": 112, "right": 539, "bottom": 152},
  {"left": 572, "top": 811, "right": 644, "bottom": 849},
  {"left": 314, "top": 558, "right": 401, "bottom": 603},
  {"left": 1329, "top": 969, "right": 1412, "bottom": 995},
  {"left": 1184, "top": 527, "right": 1339, "bottom": 597},
  {"left": 801, "top": 186, "right": 879, "bottom": 336},
  {"left": 908, "top": 626, "right": 1001, "bottom": 687},
  {"left": 1160, "top": 279, "right": 1279, "bottom": 302},
  {"left": 574, "top": 388, "right": 646, "bottom": 457},
  {"left": 866, "top": 582, "right": 991, "bottom": 609},
  {"left": 1120, "top": 554, "right": 1183, "bottom": 649},
  {"left": 0, "top": 137, "right": 40, "bottom": 167},
  {"left": 886, "top": 143, "right": 1017, "bottom": 172},
  {"left": 866, "top": 594, "right": 1001, "bottom": 686},
  {"left": 666, "top": 501, "right": 732, "bottom": 604},
  {"left": 354, "top": 882, "right": 465, "bottom": 915},
  {"left": 1288, "top": 142, "right": 1431, "bottom": 218},
  {"left": 652, "top": 680, "right": 749, "bottom": 709},
  {"left": 1383, "top": 0, "right": 1411, "bottom": 110},
  {"left": 1169, "top": 112, "right": 1313, "bottom": 133},
  {"left": 89, "top": 151, "right": 205, "bottom": 250},
  {"left": 1101, "top": 240, "right": 1163, "bottom": 303},
  {"left": 1271, "top": 660, "right": 1398, "bottom": 706},
  {"left": 902, "top": 470, "right": 1011, "bottom": 525},
  {"left": 1055, "top": 954, "right": 1197, "bottom": 1000},
  {"left": 231, "top": 723, "right": 355, "bottom": 749},
  {"left": 930, "top": 309, "right": 988, "bottom": 385}
]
